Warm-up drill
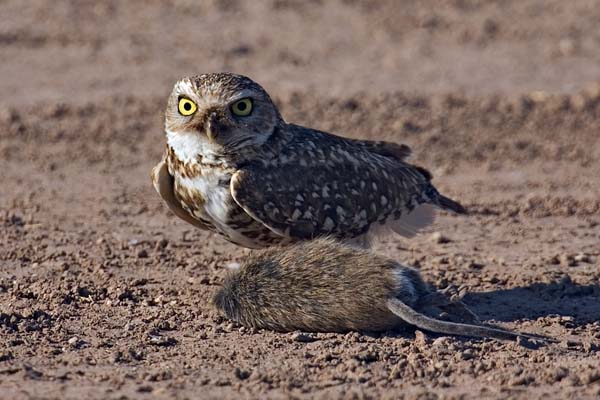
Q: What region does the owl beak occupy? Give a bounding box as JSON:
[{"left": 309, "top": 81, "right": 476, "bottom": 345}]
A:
[{"left": 206, "top": 111, "right": 220, "bottom": 142}]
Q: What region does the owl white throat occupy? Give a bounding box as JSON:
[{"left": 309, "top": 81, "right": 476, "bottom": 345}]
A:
[{"left": 166, "top": 129, "right": 224, "bottom": 165}]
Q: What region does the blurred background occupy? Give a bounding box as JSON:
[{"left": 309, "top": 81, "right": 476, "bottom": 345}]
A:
[{"left": 2, "top": 0, "right": 600, "bottom": 105}]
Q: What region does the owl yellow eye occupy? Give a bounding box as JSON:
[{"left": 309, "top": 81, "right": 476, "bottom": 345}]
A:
[
  {"left": 231, "top": 98, "right": 253, "bottom": 116},
  {"left": 178, "top": 98, "right": 197, "bottom": 116}
]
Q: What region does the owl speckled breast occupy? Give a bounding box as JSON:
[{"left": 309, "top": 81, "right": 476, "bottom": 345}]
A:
[{"left": 165, "top": 145, "right": 287, "bottom": 248}]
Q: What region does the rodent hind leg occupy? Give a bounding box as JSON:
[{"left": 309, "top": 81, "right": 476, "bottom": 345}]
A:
[{"left": 416, "top": 288, "right": 481, "bottom": 325}]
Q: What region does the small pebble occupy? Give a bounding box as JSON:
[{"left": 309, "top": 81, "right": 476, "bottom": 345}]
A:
[
  {"left": 570, "top": 94, "right": 587, "bottom": 111},
  {"left": 147, "top": 335, "right": 177, "bottom": 346},
  {"left": 509, "top": 375, "right": 534, "bottom": 387},
  {"left": 573, "top": 253, "right": 590, "bottom": 263},
  {"left": 137, "top": 385, "right": 153, "bottom": 393},
  {"left": 548, "top": 255, "right": 560, "bottom": 265},
  {"left": 528, "top": 91, "right": 549, "bottom": 103},
  {"left": 459, "top": 349, "right": 475, "bottom": 360},
  {"left": 468, "top": 261, "right": 485, "bottom": 270},
  {"left": 558, "top": 38, "right": 576, "bottom": 56},
  {"left": 155, "top": 239, "right": 169, "bottom": 250},
  {"left": 234, "top": 367, "right": 250, "bottom": 380},
  {"left": 559, "top": 254, "right": 577, "bottom": 267},
  {"left": 414, "top": 330, "right": 429, "bottom": 346},
  {"left": 432, "top": 337, "right": 451, "bottom": 348},
  {"left": 291, "top": 332, "right": 316, "bottom": 343},
  {"left": 431, "top": 232, "right": 451, "bottom": 244}
]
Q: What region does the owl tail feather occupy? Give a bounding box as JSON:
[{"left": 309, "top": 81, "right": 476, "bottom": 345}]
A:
[
  {"left": 385, "top": 196, "right": 467, "bottom": 239},
  {"left": 390, "top": 204, "right": 436, "bottom": 238},
  {"left": 437, "top": 195, "right": 467, "bottom": 215}
]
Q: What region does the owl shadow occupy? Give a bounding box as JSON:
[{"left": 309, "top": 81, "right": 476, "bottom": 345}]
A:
[{"left": 462, "top": 279, "right": 600, "bottom": 326}]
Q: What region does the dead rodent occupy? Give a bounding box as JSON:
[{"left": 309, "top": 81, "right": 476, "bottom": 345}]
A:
[{"left": 213, "top": 238, "right": 548, "bottom": 343}]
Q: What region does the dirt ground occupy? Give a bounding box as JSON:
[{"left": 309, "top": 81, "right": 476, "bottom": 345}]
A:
[{"left": 1, "top": 1, "right": 600, "bottom": 399}]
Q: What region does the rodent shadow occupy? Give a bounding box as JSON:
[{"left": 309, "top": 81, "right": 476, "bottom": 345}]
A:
[{"left": 463, "top": 279, "right": 600, "bottom": 325}]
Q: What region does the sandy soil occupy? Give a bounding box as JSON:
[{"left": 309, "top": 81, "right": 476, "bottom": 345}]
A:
[{"left": 1, "top": 1, "right": 600, "bottom": 399}]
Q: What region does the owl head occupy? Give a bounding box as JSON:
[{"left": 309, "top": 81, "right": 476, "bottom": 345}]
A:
[{"left": 164, "top": 73, "right": 282, "bottom": 152}]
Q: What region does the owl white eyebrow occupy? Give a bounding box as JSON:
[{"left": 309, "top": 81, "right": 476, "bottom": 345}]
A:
[
  {"left": 228, "top": 90, "right": 256, "bottom": 103},
  {"left": 176, "top": 80, "right": 196, "bottom": 96}
]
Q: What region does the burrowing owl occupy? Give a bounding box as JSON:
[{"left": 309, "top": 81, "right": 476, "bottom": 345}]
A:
[{"left": 152, "top": 73, "right": 465, "bottom": 249}]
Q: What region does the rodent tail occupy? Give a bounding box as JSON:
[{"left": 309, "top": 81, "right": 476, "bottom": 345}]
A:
[{"left": 386, "top": 298, "right": 551, "bottom": 344}]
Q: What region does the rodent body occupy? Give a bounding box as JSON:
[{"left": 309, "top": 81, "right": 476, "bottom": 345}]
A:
[
  {"left": 214, "top": 238, "right": 428, "bottom": 332},
  {"left": 213, "top": 238, "right": 544, "bottom": 342}
]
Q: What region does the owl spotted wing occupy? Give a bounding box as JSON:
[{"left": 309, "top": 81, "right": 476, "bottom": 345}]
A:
[
  {"left": 230, "top": 158, "right": 437, "bottom": 241},
  {"left": 349, "top": 139, "right": 412, "bottom": 161},
  {"left": 151, "top": 159, "right": 208, "bottom": 230}
]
